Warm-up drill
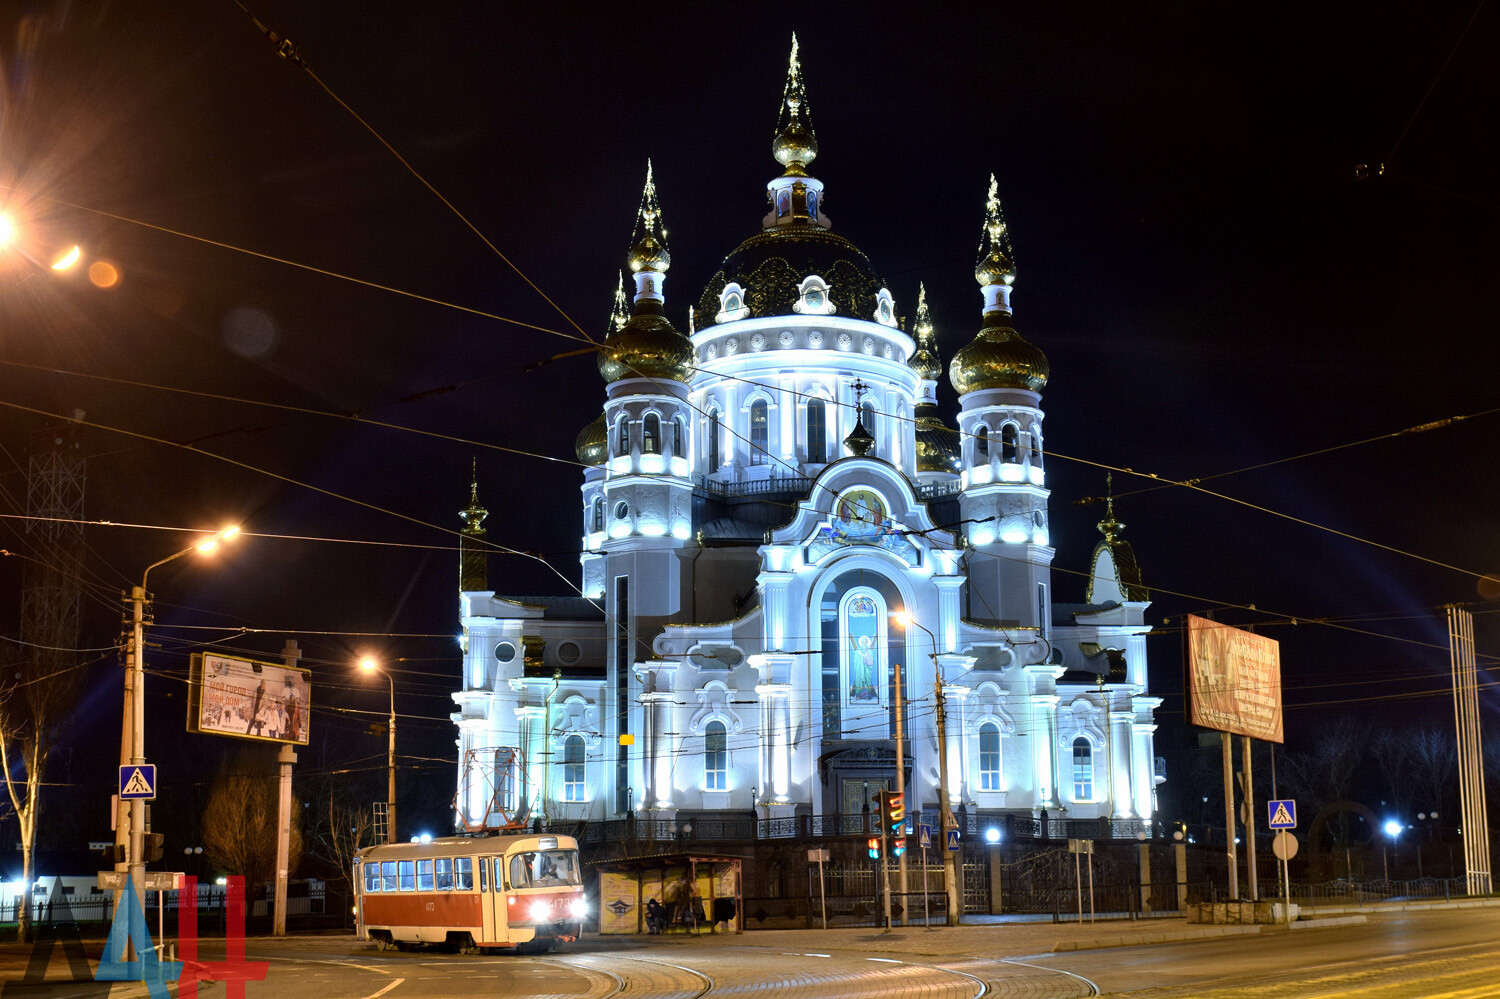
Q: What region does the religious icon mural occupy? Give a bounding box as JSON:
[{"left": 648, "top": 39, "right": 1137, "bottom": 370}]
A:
[{"left": 842, "top": 590, "right": 883, "bottom": 705}]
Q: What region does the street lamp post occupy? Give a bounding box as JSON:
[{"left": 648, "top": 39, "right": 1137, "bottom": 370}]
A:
[
  {"left": 117, "top": 525, "right": 239, "bottom": 950},
  {"left": 359, "top": 658, "right": 397, "bottom": 844},
  {"left": 1383, "top": 819, "right": 1403, "bottom": 881},
  {"left": 895, "top": 613, "right": 958, "bottom": 926}
]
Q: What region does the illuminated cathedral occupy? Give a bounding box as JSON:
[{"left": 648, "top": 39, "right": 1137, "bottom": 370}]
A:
[{"left": 450, "top": 42, "right": 1162, "bottom": 849}]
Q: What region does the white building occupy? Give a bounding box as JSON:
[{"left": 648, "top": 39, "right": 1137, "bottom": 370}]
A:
[{"left": 451, "top": 44, "right": 1161, "bottom": 847}]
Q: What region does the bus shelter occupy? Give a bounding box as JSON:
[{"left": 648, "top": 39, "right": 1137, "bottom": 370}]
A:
[{"left": 594, "top": 853, "right": 744, "bottom": 935}]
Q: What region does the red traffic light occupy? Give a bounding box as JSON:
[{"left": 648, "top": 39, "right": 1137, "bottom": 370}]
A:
[{"left": 867, "top": 836, "right": 881, "bottom": 859}]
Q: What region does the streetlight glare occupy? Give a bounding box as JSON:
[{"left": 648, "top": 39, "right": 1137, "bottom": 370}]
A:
[
  {"left": 1384, "top": 820, "right": 1403, "bottom": 838},
  {"left": 196, "top": 539, "right": 219, "bottom": 554},
  {"left": 892, "top": 611, "right": 912, "bottom": 627},
  {"left": 50, "top": 245, "right": 81, "bottom": 270},
  {"left": 359, "top": 656, "right": 378, "bottom": 673},
  {"left": 0, "top": 214, "right": 14, "bottom": 247}
]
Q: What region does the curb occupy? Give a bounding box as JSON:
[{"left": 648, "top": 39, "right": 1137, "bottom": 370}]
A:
[
  {"left": 1051, "top": 925, "right": 1262, "bottom": 952},
  {"left": 1288, "top": 915, "right": 1366, "bottom": 930}
]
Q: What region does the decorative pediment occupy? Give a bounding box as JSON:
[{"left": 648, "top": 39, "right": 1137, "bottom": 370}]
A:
[
  {"left": 1057, "top": 696, "right": 1106, "bottom": 748},
  {"left": 549, "top": 694, "right": 602, "bottom": 749},
  {"left": 688, "top": 681, "right": 743, "bottom": 735}
]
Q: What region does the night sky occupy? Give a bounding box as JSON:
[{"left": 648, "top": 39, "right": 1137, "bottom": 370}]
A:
[{"left": 1, "top": 2, "right": 1496, "bottom": 845}]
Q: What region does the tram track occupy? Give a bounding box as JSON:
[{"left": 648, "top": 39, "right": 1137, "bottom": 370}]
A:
[{"left": 542, "top": 952, "right": 714, "bottom": 999}]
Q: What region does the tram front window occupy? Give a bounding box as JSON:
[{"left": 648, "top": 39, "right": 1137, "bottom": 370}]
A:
[{"left": 509, "top": 849, "right": 582, "bottom": 887}]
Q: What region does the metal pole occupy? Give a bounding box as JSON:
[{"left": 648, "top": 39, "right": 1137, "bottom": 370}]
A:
[
  {"left": 273, "top": 640, "right": 300, "bottom": 936},
  {"left": 893, "top": 640, "right": 908, "bottom": 925},
  {"left": 934, "top": 668, "right": 960, "bottom": 925},
  {"left": 127, "top": 583, "right": 147, "bottom": 954},
  {"left": 881, "top": 798, "right": 892, "bottom": 929},
  {"left": 1221, "top": 733, "right": 1238, "bottom": 899},
  {"left": 386, "top": 671, "right": 397, "bottom": 845},
  {"left": 1242, "top": 735, "right": 1258, "bottom": 900},
  {"left": 818, "top": 855, "right": 827, "bottom": 931}
]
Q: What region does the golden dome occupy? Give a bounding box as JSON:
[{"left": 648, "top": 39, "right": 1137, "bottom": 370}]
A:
[
  {"left": 949, "top": 315, "right": 1050, "bottom": 395},
  {"left": 597, "top": 309, "right": 694, "bottom": 383},
  {"left": 575, "top": 413, "right": 607, "bottom": 465},
  {"left": 909, "top": 346, "right": 942, "bottom": 382},
  {"left": 772, "top": 119, "right": 818, "bottom": 173},
  {"left": 974, "top": 249, "right": 1016, "bottom": 287},
  {"left": 628, "top": 233, "right": 671, "bottom": 273},
  {"left": 914, "top": 408, "right": 961, "bottom": 474}
]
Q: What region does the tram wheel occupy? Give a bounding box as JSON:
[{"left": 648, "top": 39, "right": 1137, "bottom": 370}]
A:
[{"left": 459, "top": 934, "right": 480, "bottom": 955}]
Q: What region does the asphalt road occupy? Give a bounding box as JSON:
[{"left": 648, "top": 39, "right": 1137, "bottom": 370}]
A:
[{"left": 4, "top": 905, "right": 1499, "bottom": 997}]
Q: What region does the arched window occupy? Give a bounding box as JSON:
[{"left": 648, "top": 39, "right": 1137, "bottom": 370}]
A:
[
  {"left": 708, "top": 411, "right": 720, "bottom": 469},
  {"left": 704, "top": 721, "right": 727, "bottom": 790},
  {"left": 806, "top": 398, "right": 827, "bottom": 464},
  {"left": 642, "top": 413, "right": 660, "bottom": 455},
  {"left": 563, "top": 736, "right": 585, "bottom": 802},
  {"left": 1001, "top": 424, "right": 1019, "bottom": 463},
  {"left": 749, "top": 400, "right": 769, "bottom": 465},
  {"left": 975, "top": 425, "right": 989, "bottom": 461},
  {"left": 590, "top": 496, "right": 603, "bottom": 533},
  {"left": 673, "top": 417, "right": 685, "bottom": 458},
  {"left": 979, "top": 723, "right": 1001, "bottom": 791},
  {"left": 616, "top": 415, "right": 629, "bottom": 456},
  {"left": 1072, "top": 738, "right": 1093, "bottom": 800},
  {"left": 860, "top": 401, "right": 877, "bottom": 455}
]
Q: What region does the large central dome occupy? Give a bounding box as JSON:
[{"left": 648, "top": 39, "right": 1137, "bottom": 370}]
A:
[{"left": 694, "top": 226, "right": 884, "bottom": 330}]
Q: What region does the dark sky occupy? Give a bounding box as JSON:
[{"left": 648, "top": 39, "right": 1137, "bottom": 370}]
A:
[{"left": 1, "top": 2, "right": 1496, "bottom": 840}]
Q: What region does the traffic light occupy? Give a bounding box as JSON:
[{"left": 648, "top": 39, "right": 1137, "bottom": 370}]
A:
[
  {"left": 99, "top": 843, "right": 126, "bottom": 865},
  {"left": 880, "top": 791, "right": 906, "bottom": 856},
  {"left": 145, "top": 832, "right": 165, "bottom": 863},
  {"left": 866, "top": 837, "right": 881, "bottom": 859}
]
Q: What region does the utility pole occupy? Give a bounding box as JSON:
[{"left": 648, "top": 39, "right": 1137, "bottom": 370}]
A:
[
  {"left": 272, "top": 640, "right": 300, "bottom": 936},
  {"left": 893, "top": 650, "right": 909, "bottom": 925},
  {"left": 934, "top": 675, "right": 960, "bottom": 925}
]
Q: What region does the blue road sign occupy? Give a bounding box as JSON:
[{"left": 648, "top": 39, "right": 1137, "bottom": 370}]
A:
[
  {"left": 120, "top": 764, "right": 156, "bottom": 800},
  {"left": 1267, "top": 799, "right": 1296, "bottom": 829},
  {"left": 919, "top": 824, "right": 932, "bottom": 849},
  {"left": 946, "top": 829, "right": 961, "bottom": 851}
]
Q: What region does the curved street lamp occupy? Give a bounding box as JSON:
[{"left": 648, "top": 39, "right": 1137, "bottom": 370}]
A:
[
  {"left": 118, "top": 525, "right": 239, "bottom": 937},
  {"left": 359, "top": 657, "right": 397, "bottom": 844}
]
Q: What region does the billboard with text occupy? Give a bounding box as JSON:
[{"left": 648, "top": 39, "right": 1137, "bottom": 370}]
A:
[
  {"left": 1187, "top": 615, "right": 1283, "bottom": 743},
  {"left": 187, "top": 652, "right": 310, "bottom": 745}
]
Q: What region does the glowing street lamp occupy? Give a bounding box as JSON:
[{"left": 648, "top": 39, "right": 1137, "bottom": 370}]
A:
[
  {"left": 359, "top": 656, "right": 398, "bottom": 844},
  {"left": 1382, "top": 819, "right": 1403, "bottom": 880}
]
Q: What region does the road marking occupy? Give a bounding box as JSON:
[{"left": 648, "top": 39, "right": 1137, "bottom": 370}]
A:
[
  {"left": 359, "top": 980, "right": 404, "bottom": 999},
  {"left": 264, "top": 956, "right": 392, "bottom": 975},
  {"left": 803, "top": 953, "right": 831, "bottom": 958},
  {"left": 867, "top": 957, "right": 902, "bottom": 963}
]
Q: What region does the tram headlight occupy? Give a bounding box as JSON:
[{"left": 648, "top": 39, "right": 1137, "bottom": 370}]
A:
[
  {"left": 569, "top": 897, "right": 589, "bottom": 918},
  {"left": 529, "top": 901, "right": 550, "bottom": 922}
]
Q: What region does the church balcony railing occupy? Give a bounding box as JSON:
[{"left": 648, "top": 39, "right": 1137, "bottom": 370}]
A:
[{"left": 692, "top": 474, "right": 815, "bottom": 500}]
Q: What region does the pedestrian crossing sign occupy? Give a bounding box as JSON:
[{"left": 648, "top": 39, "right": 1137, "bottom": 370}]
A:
[
  {"left": 120, "top": 764, "right": 156, "bottom": 800},
  {"left": 1267, "top": 798, "right": 1296, "bottom": 829}
]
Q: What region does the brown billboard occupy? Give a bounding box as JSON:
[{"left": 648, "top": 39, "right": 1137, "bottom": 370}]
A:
[
  {"left": 1187, "top": 615, "right": 1283, "bottom": 743},
  {"left": 187, "top": 652, "right": 310, "bottom": 745}
]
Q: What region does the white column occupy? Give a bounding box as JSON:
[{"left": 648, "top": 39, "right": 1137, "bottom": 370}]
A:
[
  {"left": 1133, "top": 721, "right": 1158, "bottom": 820},
  {"left": 641, "top": 692, "right": 674, "bottom": 810},
  {"left": 1109, "top": 696, "right": 1135, "bottom": 818},
  {"left": 944, "top": 685, "right": 971, "bottom": 804},
  {"left": 1031, "top": 694, "right": 1059, "bottom": 808}
]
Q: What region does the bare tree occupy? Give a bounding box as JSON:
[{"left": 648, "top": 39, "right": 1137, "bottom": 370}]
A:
[
  {"left": 1279, "top": 717, "right": 1370, "bottom": 849},
  {"left": 202, "top": 748, "right": 302, "bottom": 891},
  {"left": 1, "top": 650, "right": 86, "bottom": 943},
  {"left": 1370, "top": 728, "right": 1418, "bottom": 819}
]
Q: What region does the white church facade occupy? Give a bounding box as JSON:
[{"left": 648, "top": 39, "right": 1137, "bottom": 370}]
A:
[{"left": 451, "top": 44, "right": 1162, "bottom": 848}]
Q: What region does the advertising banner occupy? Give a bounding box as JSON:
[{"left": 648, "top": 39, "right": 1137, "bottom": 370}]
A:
[
  {"left": 187, "top": 653, "right": 310, "bottom": 745},
  {"left": 1187, "top": 615, "right": 1283, "bottom": 742}
]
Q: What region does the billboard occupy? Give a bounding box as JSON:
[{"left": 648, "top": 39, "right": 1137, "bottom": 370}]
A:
[
  {"left": 1187, "top": 615, "right": 1283, "bottom": 743},
  {"left": 187, "top": 653, "right": 310, "bottom": 745}
]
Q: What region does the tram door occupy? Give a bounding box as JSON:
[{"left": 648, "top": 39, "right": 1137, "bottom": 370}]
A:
[{"left": 482, "top": 855, "right": 506, "bottom": 942}]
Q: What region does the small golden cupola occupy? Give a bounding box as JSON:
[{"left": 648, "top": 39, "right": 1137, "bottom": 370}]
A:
[
  {"left": 575, "top": 413, "right": 607, "bottom": 465},
  {"left": 762, "top": 35, "right": 833, "bottom": 231},
  {"left": 909, "top": 284, "right": 961, "bottom": 475},
  {"left": 949, "top": 176, "right": 1050, "bottom": 396},
  {"left": 597, "top": 162, "right": 694, "bottom": 384}
]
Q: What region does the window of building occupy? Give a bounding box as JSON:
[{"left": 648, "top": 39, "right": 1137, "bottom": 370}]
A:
[
  {"left": 860, "top": 401, "right": 877, "bottom": 455},
  {"left": 1001, "top": 424, "right": 1019, "bottom": 462},
  {"left": 704, "top": 721, "right": 727, "bottom": 790},
  {"left": 708, "top": 411, "right": 720, "bottom": 469},
  {"left": 591, "top": 496, "right": 603, "bottom": 533},
  {"left": 616, "top": 416, "right": 629, "bottom": 456},
  {"left": 673, "top": 417, "right": 685, "bottom": 458},
  {"left": 1072, "top": 738, "right": 1093, "bottom": 800},
  {"left": 749, "top": 400, "right": 769, "bottom": 465},
  {"left": 979, "top": 723, "right": 1001, "bottom": 791},
  {"left": 642, "top": 413, "right": 660, "bottom": 454},
  {"left": 975, "top": 425, "right": 989, "bottom": 461},
  {"left": 806, "top": 398, "right": 827, "bottom": 463},
  {"left": 563, "top": 735, "right": 585, "bottom": 802}
]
